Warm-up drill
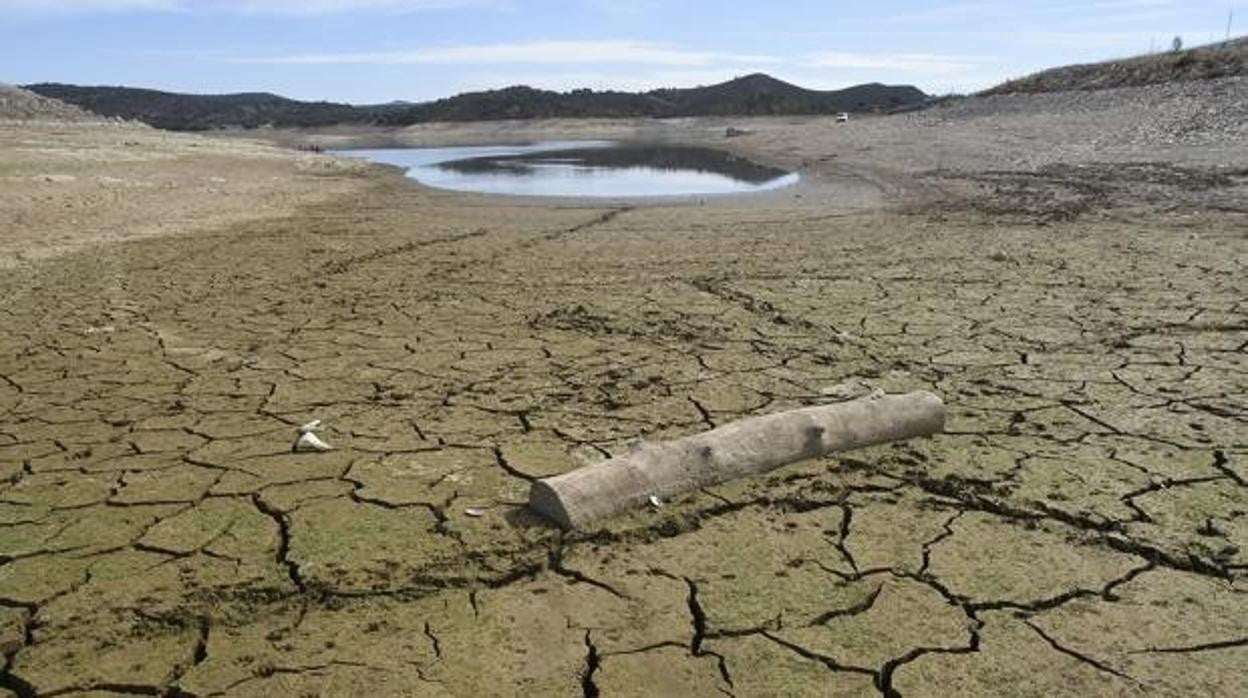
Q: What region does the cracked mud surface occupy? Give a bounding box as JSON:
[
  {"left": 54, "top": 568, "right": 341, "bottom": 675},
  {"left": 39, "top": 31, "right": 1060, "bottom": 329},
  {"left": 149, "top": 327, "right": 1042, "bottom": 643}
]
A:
[{"left": 2, "top": 101, "right": 1247, "bottom": 696}]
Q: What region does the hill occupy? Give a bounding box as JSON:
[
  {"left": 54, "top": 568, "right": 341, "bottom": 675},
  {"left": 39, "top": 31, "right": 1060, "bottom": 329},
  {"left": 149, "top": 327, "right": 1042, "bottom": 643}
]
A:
[
  {"left": 984, "top": 36, "right": 1247, "bottom": 95},
  {"left": 20, "top": 83, "right": 383, "bottom": 130},
  {"left": 25, "top": 74, "right": 927, "bottom": 131},
  {"left": 650, "top": 73, "right": 925, "bottom": 116},
  {"left": 377, "top": 85, "right": 668, "bottom": 123},
  {"left": 0, "top": 82, "right": 98, "bottom": 122}
]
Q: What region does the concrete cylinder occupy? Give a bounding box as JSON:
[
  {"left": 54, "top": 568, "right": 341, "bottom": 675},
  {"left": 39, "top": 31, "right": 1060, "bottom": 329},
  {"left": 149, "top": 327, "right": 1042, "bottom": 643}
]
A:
[{"left": 529, "top": 391, "right": 945, "bottom": 529}]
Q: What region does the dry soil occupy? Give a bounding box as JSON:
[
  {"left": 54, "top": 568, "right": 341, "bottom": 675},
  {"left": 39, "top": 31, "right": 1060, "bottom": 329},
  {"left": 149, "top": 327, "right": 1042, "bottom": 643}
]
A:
[{"left": 0, "top": 77, "right": 1245, "bottom": 697}]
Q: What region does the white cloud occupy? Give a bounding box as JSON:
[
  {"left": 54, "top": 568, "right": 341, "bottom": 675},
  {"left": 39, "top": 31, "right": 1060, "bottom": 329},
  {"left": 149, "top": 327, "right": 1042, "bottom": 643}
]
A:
[
  {"left": 217, "top": 0, "right": 497, "bottom": 15},
  {"left": 0, "top": 0, "right": 493, "bottom": 16},
  {"left": 886, "top": 0, "right": 1181, "bottom": 23},
  {"left": 577, "top": 0, "right": 662, "bottom": 17},
  {"left": 0, "top": 0, "right": 179, "bottom": 14},
  {"left": 203, "top": 41, "right": 995, "bottom": 94},
  {"left": 228, "top": 40, "right": 779, "bottom": 66},
  {"left": 805, "top": 52, "right": 982, "bottom": 75},
  {"left": 454, "top": 68, "right": 783, "bottom": 94}
]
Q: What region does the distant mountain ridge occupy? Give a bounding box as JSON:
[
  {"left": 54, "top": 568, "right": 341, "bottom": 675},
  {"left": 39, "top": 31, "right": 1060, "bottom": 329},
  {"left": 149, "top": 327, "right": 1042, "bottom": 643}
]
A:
[
  {"left": 20, "top": 84, "right": 371, "bottom": 130},
  {"left": 25, "top": 74, "right": 927, "bottom": 131}
]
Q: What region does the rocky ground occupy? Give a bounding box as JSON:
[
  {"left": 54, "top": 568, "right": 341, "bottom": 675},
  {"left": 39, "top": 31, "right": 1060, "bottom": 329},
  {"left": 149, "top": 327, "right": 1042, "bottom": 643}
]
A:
[
  {"left": 982, "top": 37, "right": 1247, "bottom": 95},
  {"left": 0, "top": 77, "right": 1245, "bottom": 697},
  {"left": 0, "top": 84, "right": 97, "bottom": 124}
]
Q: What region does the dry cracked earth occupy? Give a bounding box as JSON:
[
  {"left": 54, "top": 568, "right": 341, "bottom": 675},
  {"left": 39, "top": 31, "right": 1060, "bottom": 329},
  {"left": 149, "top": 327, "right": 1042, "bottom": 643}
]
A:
[{"left": 0, "top": 137, "right": 1246, "bottom": 697}]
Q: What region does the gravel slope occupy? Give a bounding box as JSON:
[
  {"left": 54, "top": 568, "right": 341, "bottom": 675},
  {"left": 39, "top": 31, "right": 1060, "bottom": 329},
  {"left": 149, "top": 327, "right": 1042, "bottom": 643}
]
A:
[{"left": 0, "top": 82, "right": 99, "bottom": 122}]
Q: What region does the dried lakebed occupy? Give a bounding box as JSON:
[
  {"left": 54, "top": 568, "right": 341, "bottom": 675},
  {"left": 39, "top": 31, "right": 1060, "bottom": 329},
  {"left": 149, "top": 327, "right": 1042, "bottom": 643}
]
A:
[
  {"left": 0, "top": 108, "right": 1245, "bottom": 696},
  {"left": 340, "top": 141, "right": 800, "bottom": 198}
]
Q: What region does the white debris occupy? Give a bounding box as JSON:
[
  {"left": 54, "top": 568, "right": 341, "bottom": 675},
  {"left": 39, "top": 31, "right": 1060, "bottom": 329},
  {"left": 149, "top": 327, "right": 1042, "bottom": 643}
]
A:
[
  {"left": 820, "top": 379, "right": 874, "bottom": 400},
  {"left": 298, "top": 419, "right": 323, "bottom": 434},
  {"left": 293, "top": 431, "right": 332, "bottom": 453},
  {"left": 647, "top": 495, "right": 664, "bottom": 509},
  {"left": 464, "top": 508, "right": 486, "bottom": 518}
]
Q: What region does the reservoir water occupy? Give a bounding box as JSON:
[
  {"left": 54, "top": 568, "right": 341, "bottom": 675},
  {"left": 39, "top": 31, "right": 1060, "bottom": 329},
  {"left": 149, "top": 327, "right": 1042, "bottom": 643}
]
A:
[{"left": 337, "top": 141, "right": 799, "bottom": 198}]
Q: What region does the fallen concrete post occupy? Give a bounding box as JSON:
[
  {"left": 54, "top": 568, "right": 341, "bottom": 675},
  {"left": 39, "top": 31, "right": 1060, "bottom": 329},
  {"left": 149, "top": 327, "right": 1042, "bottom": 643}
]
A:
[{"left": 528, "top": 391, "right": 945, "bottom": 529}]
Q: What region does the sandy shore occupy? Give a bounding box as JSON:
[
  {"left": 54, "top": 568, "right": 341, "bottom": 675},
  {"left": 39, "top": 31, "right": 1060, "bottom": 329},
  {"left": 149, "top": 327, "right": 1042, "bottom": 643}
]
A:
[
  {"left": 0, "top": 122, "right": 370, "bottom": 267},
  {"left": 0, "top": 78, "right": 1245, "bottom": 696}
]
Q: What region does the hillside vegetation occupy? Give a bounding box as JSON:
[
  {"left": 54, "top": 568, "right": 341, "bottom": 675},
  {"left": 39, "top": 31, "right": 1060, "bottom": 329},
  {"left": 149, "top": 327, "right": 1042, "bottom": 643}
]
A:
[
  {"left": 19, "top": 84, "right": 375, "bottom": 130},
  {"left": 984, "top": 36, "right": 1247, "bottom": 94},
  {"left": 25, "top": 74, "right": 926, "bottom": 131}
]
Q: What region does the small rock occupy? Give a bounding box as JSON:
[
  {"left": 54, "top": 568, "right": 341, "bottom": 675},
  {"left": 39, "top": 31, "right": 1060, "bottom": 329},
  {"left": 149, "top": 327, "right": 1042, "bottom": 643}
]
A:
[{"left": 293, "top": 431, "right": 332, "bottom": 453}]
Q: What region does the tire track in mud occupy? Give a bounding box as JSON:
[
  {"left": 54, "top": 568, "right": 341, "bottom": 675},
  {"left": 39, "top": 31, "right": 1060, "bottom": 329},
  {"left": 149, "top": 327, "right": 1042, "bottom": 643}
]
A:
[{"left": 316, "top": 228, "right": 491, "bottom": 277}]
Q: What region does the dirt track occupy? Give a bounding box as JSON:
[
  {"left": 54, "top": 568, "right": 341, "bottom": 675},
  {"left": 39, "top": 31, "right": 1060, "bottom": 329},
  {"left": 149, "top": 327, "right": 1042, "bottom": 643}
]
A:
[{"left": 1, "top": 77, "right": 1246, "bottom": 696}]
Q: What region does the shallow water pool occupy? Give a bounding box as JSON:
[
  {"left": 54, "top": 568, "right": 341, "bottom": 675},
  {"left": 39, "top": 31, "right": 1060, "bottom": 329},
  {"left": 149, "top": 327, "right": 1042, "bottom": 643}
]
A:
[{"left": 337, "top": 141, "right": 799, "bottom": 198}]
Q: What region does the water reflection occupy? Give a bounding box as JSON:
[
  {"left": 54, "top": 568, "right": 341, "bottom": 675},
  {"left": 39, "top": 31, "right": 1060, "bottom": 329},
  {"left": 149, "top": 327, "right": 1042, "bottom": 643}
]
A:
[
  {"left": 438, "top": 145, "right": 789, "bottom": 184},
  {"left": 337, "top": 141, "right": 798, "bottom": 198}
]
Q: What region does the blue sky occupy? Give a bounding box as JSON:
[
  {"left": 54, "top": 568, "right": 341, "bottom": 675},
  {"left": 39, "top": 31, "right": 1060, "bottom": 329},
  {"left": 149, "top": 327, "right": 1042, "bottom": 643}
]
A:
[{"left": 1, "top": 1, "right": 1242, "bottom": 102}]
